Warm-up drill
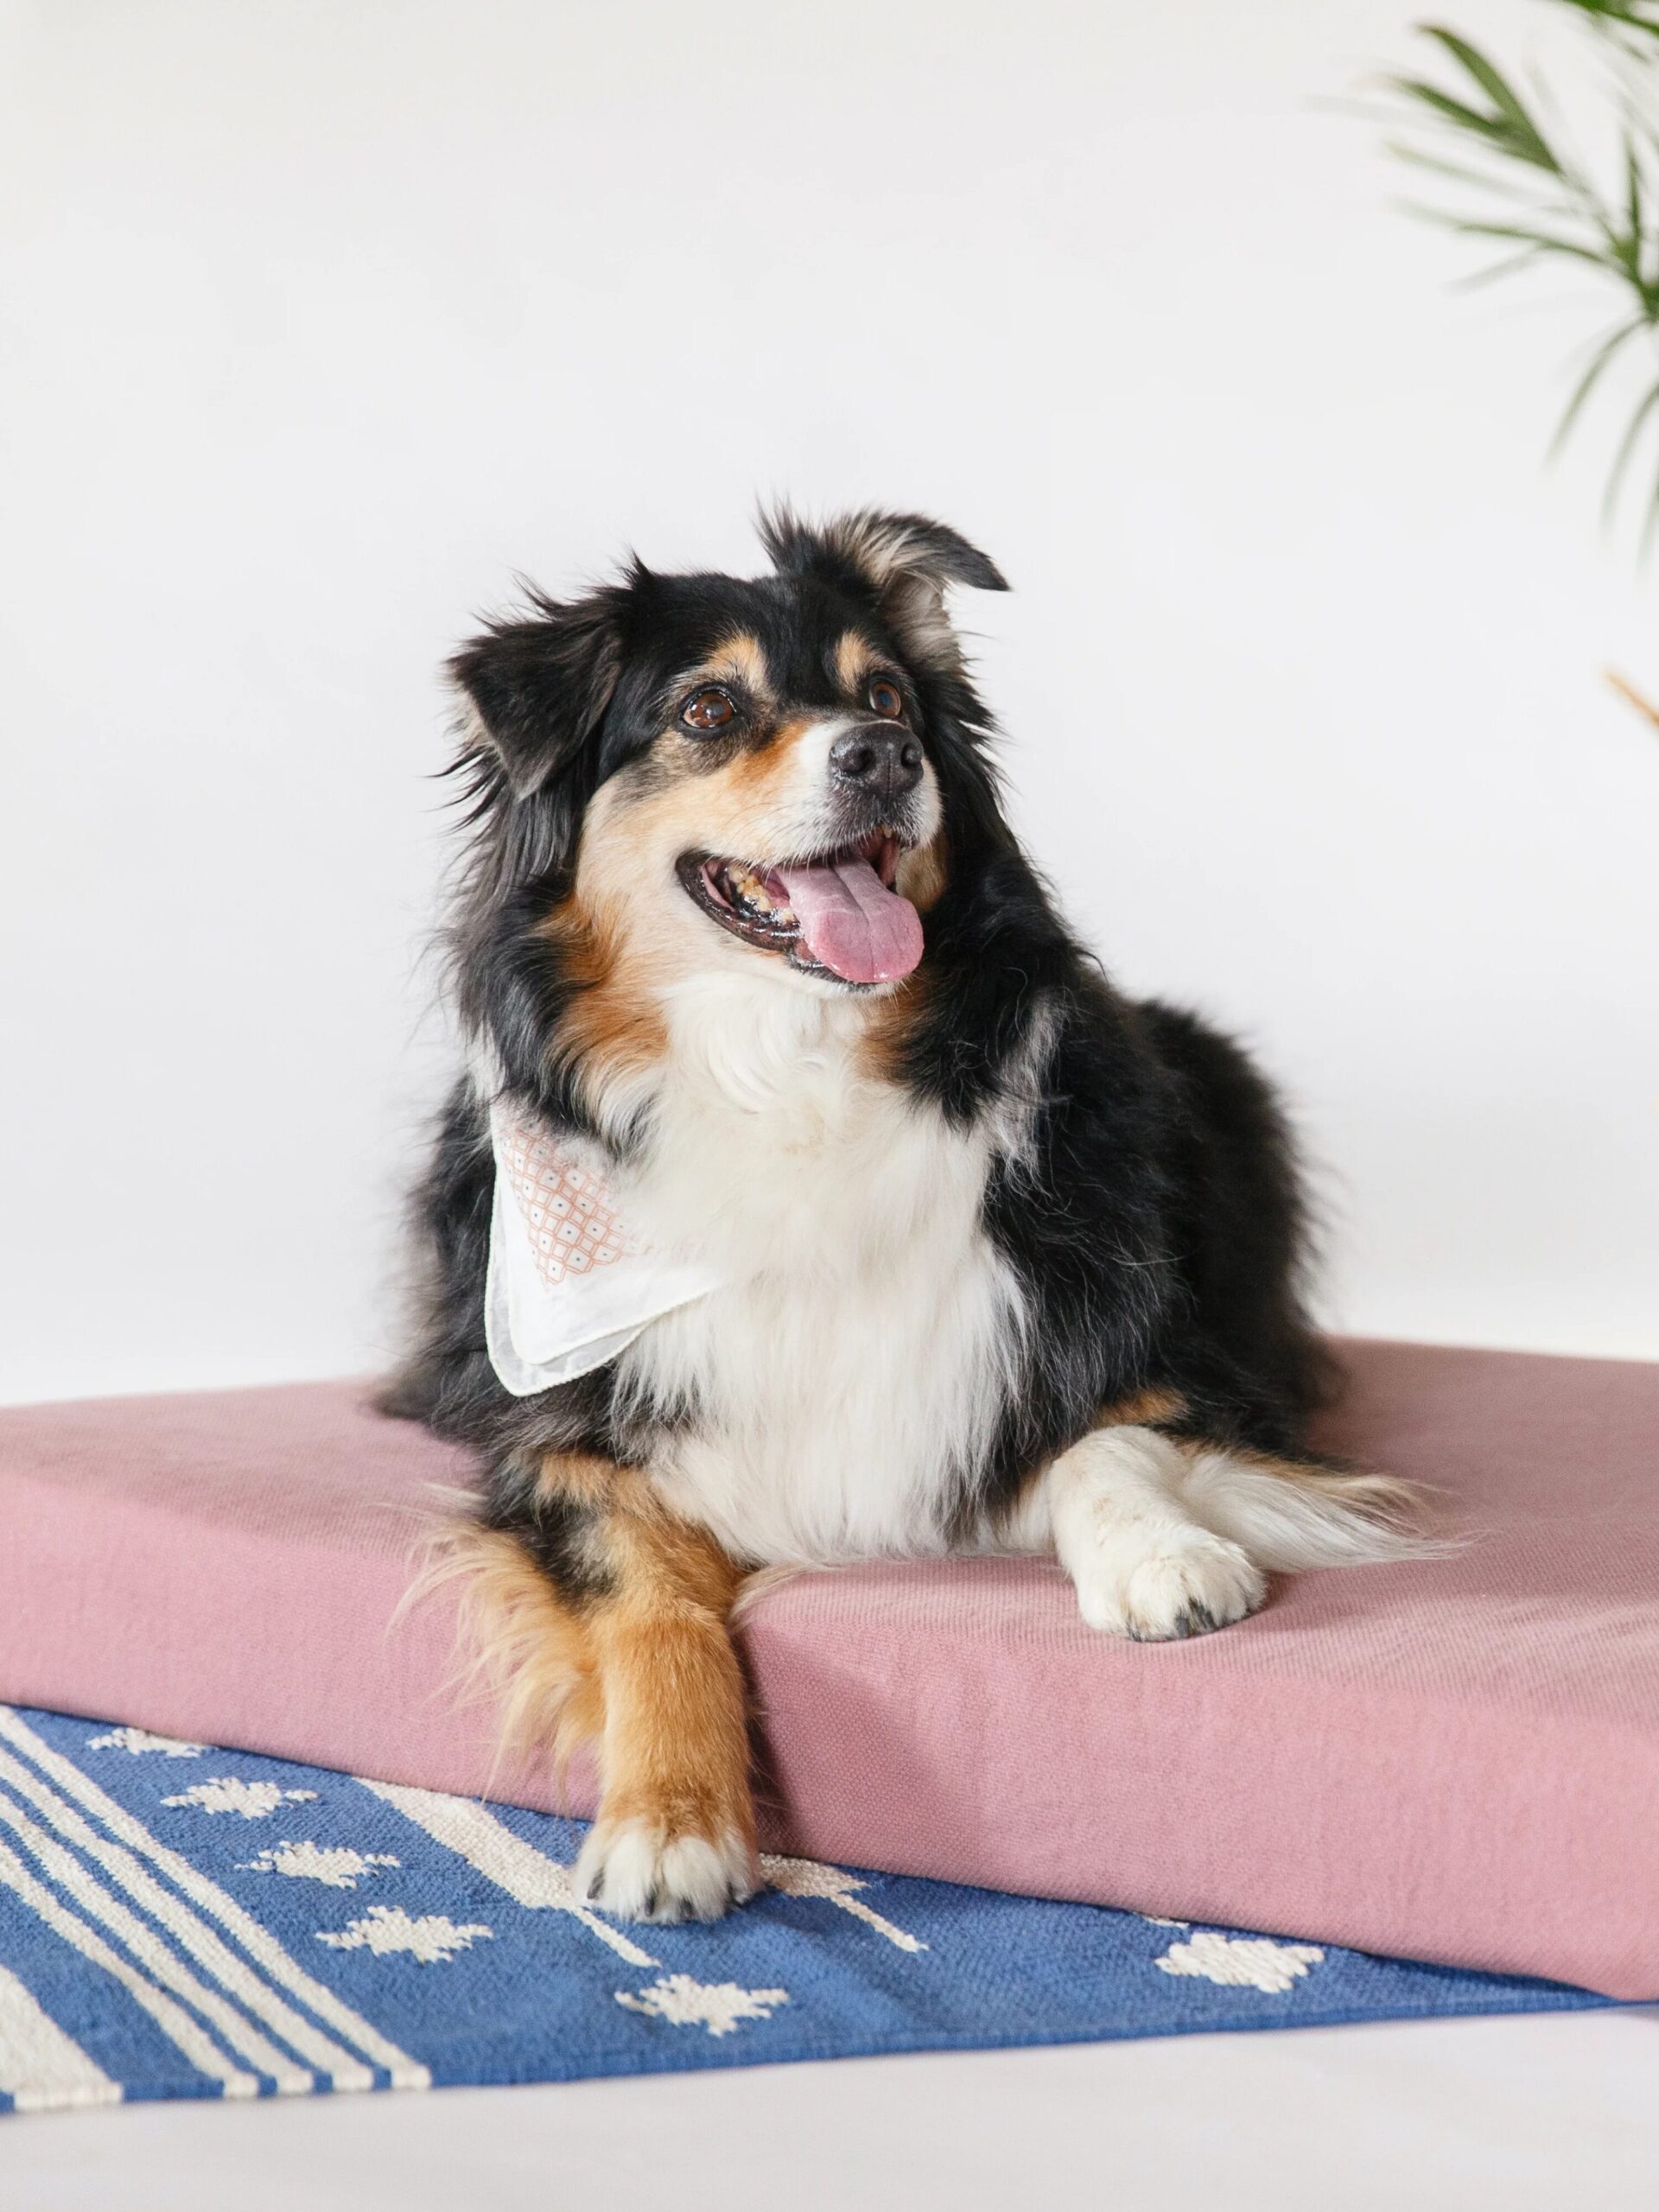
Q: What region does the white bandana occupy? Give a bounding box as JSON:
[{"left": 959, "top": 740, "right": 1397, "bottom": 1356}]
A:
[{"left": 484, "top": 1100, "right": 721, "bottom": 1395}]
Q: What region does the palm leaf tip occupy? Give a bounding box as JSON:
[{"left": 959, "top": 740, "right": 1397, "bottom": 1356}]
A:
[
  {"left": 1601, "top": 373, "right": 1659, "bottom": 521},
  {"left": 1402, "top": 27, "right": 1562, "bottom": 170},
  {"left": 1551, "top": 317, "right": 1649, "bottom": 459}
]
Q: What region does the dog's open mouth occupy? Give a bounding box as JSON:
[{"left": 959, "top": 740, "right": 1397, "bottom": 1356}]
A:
[{"left": 677, "top": 830, "right": 925, "bottom": 986}]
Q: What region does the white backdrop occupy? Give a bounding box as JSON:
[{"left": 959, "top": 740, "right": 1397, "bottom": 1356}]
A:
[{"left": 3, "top": 0, "right": 1656, "bottom": 1405}]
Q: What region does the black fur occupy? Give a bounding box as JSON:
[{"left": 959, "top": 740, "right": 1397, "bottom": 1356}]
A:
[{"left": 386, "top": 510, "right": 1330, "bottom": 1570}]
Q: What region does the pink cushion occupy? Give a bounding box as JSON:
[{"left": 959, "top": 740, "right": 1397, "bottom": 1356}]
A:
[{"left": 3, "top": 1340, "right": 1656, "bottom": 1999}]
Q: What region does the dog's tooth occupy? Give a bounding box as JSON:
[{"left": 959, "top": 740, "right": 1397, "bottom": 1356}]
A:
[{"left": 720, "top": 860, "right": 799, "bottom": 931}]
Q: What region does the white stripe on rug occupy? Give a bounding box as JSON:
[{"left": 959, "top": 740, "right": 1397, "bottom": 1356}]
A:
[
  {"left": 0, "top": 1782, "right": 313, "bottom": 2094},
  {"left": 761, "top": 1855, "right": 927, "bottom": 1952},
  {"left": 0, "top": 1747, "right": 371, "bottom": 2091},
  {"left": 0, "top": 1710, "right": 428, "bottom": 2092},
  {"left": 0, "top": 1836, "right": 257, "bottom": 2099},
  {"left": 365, "top": 1783, "right": 658, "bottom": 1967},
  {"left": 0, "top": 1962, "right": 121, "bottom": 2114}
]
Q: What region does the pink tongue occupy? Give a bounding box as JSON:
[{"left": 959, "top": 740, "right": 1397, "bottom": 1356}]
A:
[{"left": 774, "top": 856, "right": 924, "bottom": 984}]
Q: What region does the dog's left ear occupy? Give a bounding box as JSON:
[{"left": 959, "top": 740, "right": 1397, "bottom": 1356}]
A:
[
  {"left": 758, "top": 506, "right": 1008, "bottom": 671},
  {"left": 448, "top": 583, "right": 631, "bottom": 804}
]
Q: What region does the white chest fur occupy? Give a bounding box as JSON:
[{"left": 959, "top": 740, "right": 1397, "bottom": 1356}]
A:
[{"left": 612, "top": 973, "right": 1028, "bottom": 1567}]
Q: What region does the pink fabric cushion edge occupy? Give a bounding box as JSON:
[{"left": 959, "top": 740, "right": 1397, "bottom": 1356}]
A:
[{"left": 3, "top": 1338, "right": 1656, "bottom": 1999}]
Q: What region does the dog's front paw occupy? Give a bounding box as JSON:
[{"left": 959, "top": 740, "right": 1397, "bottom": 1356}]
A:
[
  {"left": 1071, "top": 1529, "right": 1266, "bottom": 1642},
  {"left": 575, "top": 1817, "right": 756, "bottom": 1924}
]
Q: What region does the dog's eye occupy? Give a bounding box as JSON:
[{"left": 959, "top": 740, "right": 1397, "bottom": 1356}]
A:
[
  {"left": 682, "top": 686, "right": 737, "bottom": 734},
  {"left": 868, "top": 679, "right": 904, "bottom": 720}
]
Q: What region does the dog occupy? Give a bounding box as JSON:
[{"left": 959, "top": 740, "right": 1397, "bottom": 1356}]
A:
[{"left": 384, "top": 507, "right": 1425, "bottom": 1925}]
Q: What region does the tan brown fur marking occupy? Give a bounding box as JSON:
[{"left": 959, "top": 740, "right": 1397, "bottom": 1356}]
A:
[
  {"left": 854, "top": 955, "right": 933, "bottom": 1084},
  {"left": 893, "top": 832, "right": 947, "bottom": 917},
  {"left": 531, "top": 1448, "right": 629, "bottom": 1514},
  {"left": 1097, "top": 1388, "right": 1186, "bottom": 1428},
  {"left": 538, "top": 893, "right": 669, "bottom": 1128},
  {"left": 588, "top": 1504, "right": 751, "bottom": 1847},
  {"left": 696, "top": 631, "right": 772, "bottom": 702},
  {"left": 721, "top": 713, "right": 817, "bottom": 804},
  {"left": 833, "top": 629, "right": 882, "bottom": 694},
  {"left": 436, "top": 1457, "right": 754, "bottom": 1865},
  {"left": 415, "top": 1518, "right": 603, "bottom": 1782},
  {"left": 575, "top": 730, "right": 825, "bottom": 927}
]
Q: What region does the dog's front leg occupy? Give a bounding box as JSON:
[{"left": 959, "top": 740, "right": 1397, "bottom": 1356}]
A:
[
  {"left": 1044, "top": 1424, "right": 1266, "bottom": 1642},
  {"left": 457, "top": 1453, "right": 757, "bottom": 1923},
  {"left": 573, "top": 1493, "right": 757, "bottom": 1922}
]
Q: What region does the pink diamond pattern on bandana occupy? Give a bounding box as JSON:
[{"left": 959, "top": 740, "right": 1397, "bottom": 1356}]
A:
[{"left": 497, "top": 1113, "right": 640, "bottom": 1287}]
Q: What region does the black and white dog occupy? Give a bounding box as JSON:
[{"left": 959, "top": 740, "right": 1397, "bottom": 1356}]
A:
[{"left": 385, "top": 509, "right": 1423, "bottom": 1924}]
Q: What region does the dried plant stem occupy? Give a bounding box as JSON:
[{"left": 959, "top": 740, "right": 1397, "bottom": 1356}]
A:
[{"left": 1603, "top": 665, "right": 1659, "bottom": 726}]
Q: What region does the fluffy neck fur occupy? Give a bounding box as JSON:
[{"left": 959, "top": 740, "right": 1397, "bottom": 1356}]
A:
[{"left": 569, "top": 967, "right": 1032, "bottom": 1566}]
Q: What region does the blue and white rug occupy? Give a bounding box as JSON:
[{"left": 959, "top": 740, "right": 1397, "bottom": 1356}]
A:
[{"left": 0, "top": 1703, "right": 1611, "bottom": 2113}]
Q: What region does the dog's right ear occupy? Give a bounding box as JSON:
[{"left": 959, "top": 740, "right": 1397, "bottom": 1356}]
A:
[
  {"left": 758, "top": 505, "right": 1007, "bottom": 674},
  {"left": 448, "top": 584, "right": 631, "bottom": 804}
]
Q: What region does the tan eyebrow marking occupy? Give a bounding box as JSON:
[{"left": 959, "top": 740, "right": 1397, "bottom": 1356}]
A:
[
  {"left": 834, "top": 631, "right": 882, "bottom": 694},
  {"left": 677, "top": 630, "right": 773, "bottom": 706}
]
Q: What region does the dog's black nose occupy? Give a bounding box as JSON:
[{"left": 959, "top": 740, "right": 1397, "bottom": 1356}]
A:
[{"left": 830, "top": 725, "right": 924, "bottom": 799}]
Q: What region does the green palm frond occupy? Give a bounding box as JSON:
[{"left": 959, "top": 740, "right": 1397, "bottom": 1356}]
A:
[
  {"left": 1390, "top": 28, "right": 1565, "bottom": 168},
  {"left": 1381, "top": 3, "right": 1659, "bottom": 550},
  {"left": 1550, "top": 0, "right": 1659, "bottom": 37}
]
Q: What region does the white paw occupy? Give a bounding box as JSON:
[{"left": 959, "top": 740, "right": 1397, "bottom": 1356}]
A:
[
  {"left": 575, "top": 1818, "right": 756, "bottom": 1924},
  {"left": 1071, "top": 1529, "right": 1267, "bottom": 1642}
]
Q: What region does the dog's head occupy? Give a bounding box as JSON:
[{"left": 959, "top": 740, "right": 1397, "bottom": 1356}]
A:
[{"left": 450, "top": 509, "right": 1007, "bottom": 1001}]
